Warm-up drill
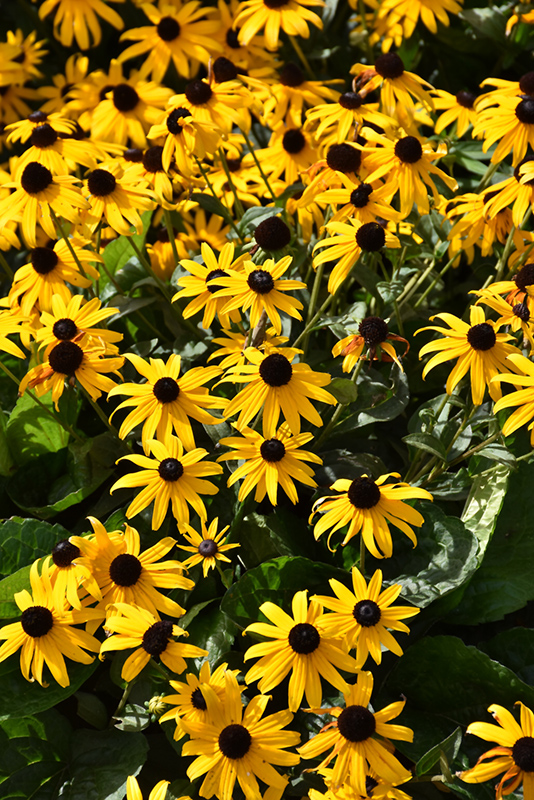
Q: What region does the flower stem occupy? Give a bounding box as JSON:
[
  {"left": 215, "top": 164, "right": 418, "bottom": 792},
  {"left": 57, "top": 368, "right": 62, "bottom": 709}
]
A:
[
  {"left": 194, "top": 157, "right": 244, "bottom": 242},
  {"left": 289, "top": 35, "right": 315, "bottom": 79},
  {"left": 241, "top": 131, "right": 277, "bottom": 202},
  {"left": 218, "top": 147, "right": 245, "bottom": 219},
  {"left": 0, "top": 251, "right": 14, "bottom": 280},
  {"left": 313, "top": 359, "right": 363, "bottom": 450},
  {"left": 80, "top": 385, "right": 121, "bottom": 438},
  {"left": 163, "top": 207, "right": 180, "bottom": 268}
]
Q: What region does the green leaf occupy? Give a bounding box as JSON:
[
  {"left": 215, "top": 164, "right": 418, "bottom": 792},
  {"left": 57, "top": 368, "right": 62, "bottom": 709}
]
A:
[
  {"left": 415, "top": 727, "right": 462, "bottom": 777},
  {"left": 221, "top": 556, "right": 348, "bottom": 628},
  {"left": 335, "top": 368, "right": 410, "bottom": 431},
  {"left": 0, "top": 564, "right": 32, "bottom": 618},
  {"left": 369, "top": 502, "right": 478, "bottom": 608},
  {"left": 113, "top": 702, "right": 151, "bottom": 733},
  {"left": 376, "top": 280, "right": 404, "bottom": 305},
  {"left": 328, "top": 378, "right": 358, "bottom": 405},
  {"left": 461, "top": 465, "right": 509, "bottom": 564},
  {"left": 237, "top": 206, "right": 281, "bottom": 233},
  {"left": 479, "top": 628, "right": 534, "bottom": 685},
  {"left": 184, "top": 603, "right": 239, "bottom": 666},
  {"left": 0, "top": 517, "right": 70, "bottom": 579},
  {"left": 103, "top": 210, "right": 153, "bottom": 277},
  {"left": 0, "top": 412, "right": 15, "bottom": 477},
  {"left": 74, "top": 692, "right": 108, "bottom": 730},
  {"left": 384, "top": 635, "right": 534, "bottom": 725},
  {"left": 403, "top": 432, "right": 447, "bottom": 461},
  {"left": 5, "top": 392, "right": 69, "bottom": 467},
  {"left": 460, "top": 7, "right": 507, "bottom": 41},
  {"left": 473, "top": 444, "right": 516, "bottom": 467},
  {"left": 190, "top": 192, "right": 230, "bottom": 219},
  {"left": 450, "top": 461, "right": 534, "bottom": 624}
]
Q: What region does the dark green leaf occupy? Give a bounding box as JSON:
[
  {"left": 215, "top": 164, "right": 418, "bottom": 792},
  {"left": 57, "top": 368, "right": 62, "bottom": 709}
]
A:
[
  {"left": 403, "top": 433, "right": 447, "bottom": 461},
  {"left": 6, "top": 392, "right": 69, "bottom": 467},
  {"left": 328, "top": 378, "right": 358, "bottom": 405},
  {"left": 479, "top": 628, "right": 534, "bottom": 685},
  {"left": 0, "top": 517, "right": 69, "bottom": 579},
  {"left": 103, "top": 210, "right": 152, "bottom": 277},
  {"left": 0, "top": 564, "right": 32, "bottom": 618},
  {"left": 0, "top": 412, "right": 15, "bottom": 477},
  {"left": 416, "top": 727, "right": 462, "bottom": 777},
  {"left": 184, "top": 603, "right": 238, "bottom": 666},
  {"left": 190, "top": 193, "right": 230, "bottom": 219}
]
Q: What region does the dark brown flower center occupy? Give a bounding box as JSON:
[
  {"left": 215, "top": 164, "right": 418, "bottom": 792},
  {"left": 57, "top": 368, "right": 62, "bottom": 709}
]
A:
[
  {"left": 247, "top": 269, "right": 274, "bottom": 294},
  {"left": 456, "top": 90, "right": 476, "bottom": 108},
  {"left": 279, "top": 62, "right": 305, "bottom": 87},
  {"left": 394, "top": 136, "right": 423, "bottom": 164},
  {"left": 21, "top": 162, "right": 53, "bottom": 194},
  {"left": 52, "top": 318, "right": 78, "bottom": 340},
  {"left": 191, "top": 687, "right": 207, "bottom": 709},
  {"left": 514, "top": 263, "right": 534, "bottom": 291},
  {"left": 350, "top": 183, "right": 373, "bottom": 208},
  {"left": 374, "top": 52, "right": 405, "bottom": 79},
  {"left": 124, "top": 147, "right": 144, "bottom": 162},
  {"left": 153, "top": 377, "right": 180, "bottom": 403},
  {"left": 513, "top": 302, "right": 530, "bottom": 322},
  {"left": 30, "top": 246, "right": 58, "bottom": 274},
  {"left": 185, "top": 80, "right": 213, "bottom": 106},
  {"left": 218, "top": 724, "right": 252, "bottom": 758},
  {"left": 198, "top": 539, "right": 218, "bottom": 557},
  {"left": 512, "top": 737, "right": 534, "bottom": 771},
  {"left": 30, "top": 123, "right": 58, "bottom": 148},
  {"left": 259, "top": 353, "right": 292, "bottom": 386},
  {"left": 356, "top": 221, "right": 386, "bottom": 251},
  {"left": 282, "top": 128, "right": 306, "bottom": 154},
  {"left": 109, "top": 553, "right": 143, "bottom": 586},
  {"left": 260, "top": 438, "right": 286, "bottom": 462},
  {"left": 353, "top": 599, "right": 381, "bottom": 626},
  {"left": 167, "top": 107, "right": 190, "bottom": 134},
  {"left": 113, "top": 84, "right": 140, "bottom": 112},
  {"left": 48, "top": 341, "right": 84, "bottom": 374},
  {"left": 206, "top": 268, "right": 228, "bottom": 293},
  {"left": 516, "top": 98, "right": 534, "bottom": 124},
  {"left": 143, "top": 146, "right": 164, "bottom": 173},
  {"left": 337, "top": 704, "right": 376, "bottom": 742},
  {"left": 466, "top": 322, "right": 496, "bottom": 351},
  {"left": 88, "top": 168, "right": 116, "bottom": 196},
  {"left": 254, "top": 217, "right": 291, "bottom": 251},
  {"left": 213, "top": 56, "right": 239, "bottom": 83},
  {"left": 359, "top": 316, "right": 389, "bottom": 345},
  {"left": 29, "top": 110, "right": 48, "bottom": 123},
  {"left": 347, "top": 476, "right": 381, "bottom": 508},
  {"left": 226, "top": 28, "right": 241, "bottom": 48},
  {"left": 99, "top": 83, "right": 115, "bottom": 102},
  {"left": 158, "top": 457, "right": 184, "bottom": 481},
  {"left": 142, "top": 620, "right": 174, "bottom": 655},
  {"left": 263, "top": 0, "right": 288, "bottom": 7},
  {"left": 520, "top": 72, "right": 534, "bottom": 95},
  {"left": 339, "top": 91, "right": 364, "bottom": 110},
  {"left": 52, "top": 539, "right": 81, "bottom": 567},
  {"left": 21, "top": 606, "right": 54, "bottom": 638},
  {"left": 288, "top": 622, "right": 320, "bottom": 653},
  {"left": 157, "top": 16, "right": 181, "bottom": 41},
  {"left": 226, "top": 158, "right": 241, "bottom": 172},
  {"left": 326, "top": 143, "right": 361, "bottom": 174}
]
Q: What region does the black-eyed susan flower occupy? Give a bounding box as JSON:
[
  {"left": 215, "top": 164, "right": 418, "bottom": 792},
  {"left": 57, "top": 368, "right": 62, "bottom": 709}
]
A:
[
  {"left": 38, "top": 54, "right": 89, "bottom": 115},
  {"left": 47, "top": 543, "right": 102, "bottom": 611},
  {"left": 234, "top": 0, "right": 325, "bottom": 51},
  {"left": 264, "top": 62, "right": 340, "bottom": 128},
  {"left": 492, "top": 354, "right": 534, "bottom": 445},
  {"left": 181, "top": 670, "right": 300, "bottom": 800},
  {"left": 83, "top": 164, "right": 155, "bottom": 237},
  {"left": 312, "top": 176, "right": 402, "bottom": 226},
  {"left": 0, "top": 309, "right": 25, "bottom": 359},
  {"left": 8, "top": 237, "right": 101, "bottom": 317},
  {"left": 159, "top": 660, "right": 240, "bottom": 740},
  {"left": 70, "top": 517, "right": 192, "bottom": 624},
  {"left": 118, "top": 0, "right": 221, "bottom": 82},
  {"left": 473, "top": 94, "right": 534, "bottom": 166},
  {"left": 473, "top": 291, "right": 534, "bottom": 353},
  {"left": 173, "top": 241, "right": 245, "bottom": 329},
  {"left": 482, "top": 156, "right": 534, "bottom": 228},
  {"left": 432, "top": 88, "right": 478, "bottom": 137},
  {"left": 222, "top": 346, "right": 337, "bottom": 436},
  {"left": 251, "top": 125, "right": 317, "bottom": 185},
  {"left": 5, "top": 29, "right": 47, "bottom": 80},
  {"left": 313, "top": 218, "right": 400, "bottom": 295},
  {"left": 34, "top": 293, "right": 122, "bottom": 354},
  {"left": 244, "top": 590, "right": 358, "bottom": 711},
  {"left": 100, "top": 603, "right": 208, "bottom": 682},
  {"left": 445, "top": 191, "right": 515, "bottom": 259},
  {"left": 108, "top": 353, "right": 225, "bottom": 453},
  {"left": 38, "top": 0, "right": 125, "bottom": 50},
  {"left": 20, "top": 336, "right": 123, "bottom": 410},
  {"left": 10, "top": 118, "right": 102, "bottom": 175},
  {"left": 298, "top": 670, "right": 413, "bottom": 794},
  {"left": 417, "top": 306, "right": 523, "bottom": 406},
  {"left": 5, "top": 110, "right": 76, "bottom": 144},
  {"left": 180, "top": 204, "right": 231, "bottom": 252},
  {"left": 310, "top": 474, "right": 433, "bottom": 557},
  {"left": 0, "top": 559, "right": 101, "bottom": 688},
  {"left": 177, "top": 518, "right": 239, "bottom": 577},
  {"left": 371, "top": 0, "right": 463, "bottom": 50},
  {"left": 310, "top": 768, "right": 411, "bottom": 800},
  {"left": 460, "top": 702, "right": 534, "bottom": 800},
  {"left": 111, "top": 435, "right": 222, "bottom": 531},
  {"left": 208, "top": 327, "right": 289, "bottom": 370},
  {"left": 483, "top": 262, "right": 534, "bottom": 317},
  {"left": 126, "top": 776, "right": 173, "bottom": 800},
  {"left": 0, "top": 162, "right": 89, "bottom": 248},
  {"left": 351, "top": 52, "right": 434, "bottom": 122},
  {"left": 305, "top": 92, "right": 394, "bottom": 146},
  {"left": 218, "top": 423, "right": 322, "bottom": 504},
  {"left": 169, "top": 76, "right": 250, "bottom": 135},
  {"left": 148, "top": 105, "right": 221, "bottom": 175},
  {"left": 209, "top": 256, "right": 305, "bottom": 334},
  {"left": 313, "top": 568, "right": 419, "bottom": 668},
  {"left": 333, "top": 316, "right": 409, "bottom": 372}
]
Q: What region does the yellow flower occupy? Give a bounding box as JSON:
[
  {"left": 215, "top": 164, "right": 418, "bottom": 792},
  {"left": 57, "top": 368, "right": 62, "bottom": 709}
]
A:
[
  {"left": 177, "top": 518, "right": 239, "bottom": 577},
  {"left": 39, "top": 0, "right": 126, "bottom": 50},
  {"left": 234, "top": 0, "right": 325, "bottom": 51}
]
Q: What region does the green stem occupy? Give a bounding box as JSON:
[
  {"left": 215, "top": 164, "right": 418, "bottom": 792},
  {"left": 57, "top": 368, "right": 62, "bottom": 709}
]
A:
[
  {"left": 194, "top": 157, "right": 243, "bottom": 241},
  {"left": 293, "top": 288, "right": 339, "bottom": 350},
  {"left": 50, "top": 209, "right": 93, "bottom": 290},
  {"left": 0, "top": 359, "right": 83, "bottom": 442},
  {"left": 81, "top": 386, "right": 120, "bottom": 438},
  {"left": 241, "top": 131, "right": 277, "bottom": 202},
  {"left": 396, "top": 260, "right": 436, "bottom": 310},
  {"left": 111, "top": 675, "right": 137, "bottom": 724},
  {"left": 218, "top": 148, "right": 245, "bottom": 219},
  {"left": 289, "top": 35, "right": 314, "bottom": 80},
  {"left": 494, "top": 224, "right": 517, "bottom": 282},
  {"left": 313, "top": 360, "right": 363, "bottom": 450},
  {"left": 163, "top": 207, "right": 180, "bottom": 268},
  {"left": 0, "top": 251, "right": 14, "bottom": 280},
  {"left": 413, "top": 253, "right": 458, "bottom": 309},
  {"left": 477, "top": 161, "right": 499, "bottom": 192},
  {"left": 359, "top": 532, "right": 366, "bottom": 576}
]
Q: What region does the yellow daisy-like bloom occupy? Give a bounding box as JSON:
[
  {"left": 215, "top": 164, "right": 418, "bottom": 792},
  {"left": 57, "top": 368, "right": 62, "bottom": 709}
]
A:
[
  {"left": 313, "top": 218, "right": 400, "bottom": 295},
  {"left": 83, "top": 164, "right": 155, "bottom": 237},
  {"left": 313, "top": 567, "right": 420, "bottom": 668},
  {"left": 218, "top": 423, "right": 322, "bottom": 504},
  {"left": 482, "top": 157, "right": 534, "bottom": 228},
  {"left": 432, "top": 88, "right": 478, "bottom": 137},
  {"left": 9, "top": 237, "right": 101, "bottom": 317},
  {"left": 460, "top": 702, "right": 534, "bottom": 800},
  {"left": 173, "top": 241, "right": 245, "bottom": 329},
  {"left": 371, "top": 0, "right": 463, "bottom": 50},
  {"left": 46, "top": 542, "right": 102, "bottom": 611},
  {"left": 34, "top": 293, "right": 122, "bottom": 355},
  {"left": 39, "top": 0, "right": 125, "bottom": 50},
  {"left": 119, "top": 0, "right": 222, "bottom": 82},
  {"left": 310, "top": 473, "right": 433, "bottom": 557},
  {"left": 298, "top": 670, "right": 413, "bottom": 794},
  {"left": 333, "top": 317, "right": 409, "bottom": 373},
  {"left": 20, "top": 337, "right": 124, "bottom": 410},
  {"left": 473, "top": 290, "right": 534, "bottom": 353},
  {"left": 244, "top": 590, "right": 358, "bottom": 711},
  {"left": 312, "top": 175, "right": 402, "bottom": 226},
  {"left": 148, "top": 105, "right": 221, "bottom": 175},
  {"left": 417, "top": 305, "right": 523, "bottom": 406},
  {"left": 9, "top": 118, "right": 103, "bottom": 176},
  {"left": 100, "top": 603, "right": 208, "bottom": 682},
  {"left": 208, "top": 327, "right": 289, "bottom": 370},
  {"left": 0, "top": 560, "right": 101, "bottom": 688},
  {"left": 5, "top": 29, "right": 47, "bottom": 80},
  {"left": 350, "top": 53, "right": 434, "bottom": 123},
  {"left": 481, "top": 263, "right": 534, "bottom": 318},
  {"left": 5, "top": 111, "right": 76, "bottom": 144},
  {"left": 263, "top": 62, "right": 340, "bottom": 128},
  {"left": 111, "top": 435, "right": 222, "bottom": 531},
  {"left": 251, "top": 125, "right": 317, "bottom": 185},
  {"left": 177, "top": 518, "right": 239, "bottom": 577},
  {"left": 473, "top": 95, "right": 534, "bottom": 166},
  {"left": 445, "top": 191, "right": 515, "bottom": 258},
  {"left": 209, "top": 256, "right": 305, "bottom": 335},
  {"left": 221, "top": 346, "right": 337, "bottom": 436},
  {"left": 159, "top": 660, "right": 240, "bottom": 740},
  {"left": 38, "top": 54, "right": 89, "bottom": 116},
  {"left": 108, "top": 352, "right": 225, "bottom": 452},
  {"left": 305, "top": 92, "right": 394, "bottom": 146},
  {"left": 180, "top": 205, "right": 232, "bottom": 253},
  {"left": 310, "top": 768, "right": 412, "bottom": 800},
  {"left": 0, "top": 161, "right": 89, "bottom": 248},
  {"left": 361, "top": 127, "right": 457, "bottom": 218},
  {"left": 70, "top": 517, "right": 192, "bottom": 624},
  {"left": 492, "top": 354, "right": 534, "bottom": 445},
  {"left": 126, "top": 776, "right": 173, "bottom": 800},
  {"left": 0, "top": 309, "right": 25, "bottom": 359},
  {"left": 181, "top": 670, "right": 300, "bottom": 800},
  {"left": 169, "top": 76, "right": 250, "bottom": 135},
  {"left": 234, "top": 0, "right": 325, "bottom": 51}
]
